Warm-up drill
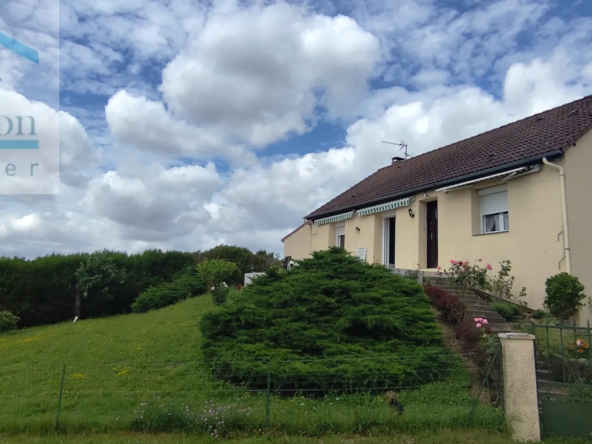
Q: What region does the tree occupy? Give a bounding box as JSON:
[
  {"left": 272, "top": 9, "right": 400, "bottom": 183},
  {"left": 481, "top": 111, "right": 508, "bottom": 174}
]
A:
[
  {"left": 74, "top": 250, "right": 127, "bottom": 318},
  {"left": 196, "top": 259, "right": 237, "bottom": 306}
]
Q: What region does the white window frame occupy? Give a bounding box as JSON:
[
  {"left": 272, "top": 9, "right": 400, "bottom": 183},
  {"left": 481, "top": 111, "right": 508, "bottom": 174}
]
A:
[
  {"left": 478, "top": 185, "right": 509, "bottom": 234},
  {"left": 335, "top": 223, "right": 345, "bottom": 248},
  {"left": 381, "top": 211, "right": 396, "bottom": 267}
]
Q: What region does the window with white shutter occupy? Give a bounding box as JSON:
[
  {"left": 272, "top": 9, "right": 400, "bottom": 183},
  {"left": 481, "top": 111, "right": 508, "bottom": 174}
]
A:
[
  {"left": 478, "top": 185, "right": 509, "bottom": 234},
  {"left": 336, "top": 225, "right": 345, "bottom": 247}
]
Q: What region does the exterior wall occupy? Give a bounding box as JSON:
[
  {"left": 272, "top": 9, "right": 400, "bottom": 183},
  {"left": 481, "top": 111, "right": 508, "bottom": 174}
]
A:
[
  {"left": 282, "top": 224, "right": 312, "bottom": 260},
  {"left": 432, "top": 167, "right": 565, "bottom": 311},
  {"left": 343, "top": 213, "right": 382, "bottom": 263},
  {"left": 311, "top": 222, "right": 333, "bottom": 253},
  {"left": 563, "top": 128, "right": 592, "bottom": 326},
  {"left": 283, "top": 164, "right": 569, "bottom": 312}
]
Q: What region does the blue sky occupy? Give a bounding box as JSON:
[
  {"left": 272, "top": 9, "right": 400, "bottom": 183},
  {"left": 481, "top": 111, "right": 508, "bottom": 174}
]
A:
[{"left": 0, "top": 0, "right": 591, "bottom": 258}]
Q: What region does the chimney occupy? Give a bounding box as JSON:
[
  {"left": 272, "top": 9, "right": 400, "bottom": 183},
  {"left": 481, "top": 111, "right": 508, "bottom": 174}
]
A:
[{"left": 391, "top": 156, "right": 404, "bottom": 164}]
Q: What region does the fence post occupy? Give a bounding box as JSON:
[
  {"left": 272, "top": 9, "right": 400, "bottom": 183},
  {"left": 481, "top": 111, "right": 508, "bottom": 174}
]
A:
[
  {"left": 498, "top": 333, "right": 540, "bottom": 442},
  {"left": 55, "top": 364, "right": 66, "bottom": 431},
  {"left": 265, "top": 360, "right": 271, "bottom": 427}
]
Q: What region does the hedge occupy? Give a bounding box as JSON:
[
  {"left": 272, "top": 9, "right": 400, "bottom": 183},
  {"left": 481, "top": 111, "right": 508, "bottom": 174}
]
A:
[{"left": 0, "top": 246, "right": 280, "bottom": 328}]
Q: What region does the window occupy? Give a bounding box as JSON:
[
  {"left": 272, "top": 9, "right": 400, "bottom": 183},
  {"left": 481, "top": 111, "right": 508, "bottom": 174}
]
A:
[
  {"left": 336, "top": 225, "right": 345, "bottom": 247},
  {"left": 478, "top": 185, "right": 509, "bottom": 234}
]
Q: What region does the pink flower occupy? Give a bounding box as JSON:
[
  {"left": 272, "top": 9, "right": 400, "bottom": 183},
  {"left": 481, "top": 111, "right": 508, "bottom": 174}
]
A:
[
  {"left": 482, "top": 319, "right": 488, "bottom": 325},
  {"left": 474, "top": 318, "right": 482, "bottom": 322},
  {"left": 486, "top": 263, "right": 492, "bottom": 270},
  {"left": 476, "top": 323, "right": 482, "bottom": 328},
  {"left": 478, "top": 258, "right": 482, "bottom": 262},
  {"left": 451, "top": 260, "right": 457, "bottom": 264},
  {"left": 437, "top": 266, "right": 441, "bottom": 270}
]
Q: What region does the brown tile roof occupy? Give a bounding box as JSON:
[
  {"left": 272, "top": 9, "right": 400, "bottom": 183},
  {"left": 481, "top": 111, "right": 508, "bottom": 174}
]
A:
[{"left": 306, "top": 94, "right": 592, "bottom": 220}]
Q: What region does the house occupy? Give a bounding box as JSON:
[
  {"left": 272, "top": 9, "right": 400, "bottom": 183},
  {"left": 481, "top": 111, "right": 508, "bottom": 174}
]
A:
[{"left": 282, "top": 94, "right": 592, "bottom": 326}]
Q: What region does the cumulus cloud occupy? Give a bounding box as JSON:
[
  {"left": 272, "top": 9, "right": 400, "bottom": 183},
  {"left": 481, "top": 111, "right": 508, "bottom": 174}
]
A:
[
  {"left": 82, "top": 162, "right": 222, "bottom": 240},
  {"left": 105, "top": 90, "right": 256, "bottom": 164},
  {"left": 160, "top": 0, "right": 381, "bottom": 146}
]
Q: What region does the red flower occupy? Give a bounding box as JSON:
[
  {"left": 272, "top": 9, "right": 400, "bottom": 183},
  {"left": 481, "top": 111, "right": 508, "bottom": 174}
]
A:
[{"left": 236, "top": 285, "right": 242, "bottom": 290}]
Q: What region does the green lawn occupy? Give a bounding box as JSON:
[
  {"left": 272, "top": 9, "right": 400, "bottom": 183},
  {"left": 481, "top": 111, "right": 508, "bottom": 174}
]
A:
[{"left": 1, "top": 292, "right": 502, "bottom": 437}]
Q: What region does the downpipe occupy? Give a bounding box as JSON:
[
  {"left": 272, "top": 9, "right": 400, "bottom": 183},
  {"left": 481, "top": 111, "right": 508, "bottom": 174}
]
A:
[{"left": 542, "top": 157, "right": 572, "bottom": 274}]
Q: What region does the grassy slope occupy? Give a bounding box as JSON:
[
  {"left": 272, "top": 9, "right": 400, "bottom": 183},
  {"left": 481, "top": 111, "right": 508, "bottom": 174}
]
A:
[
  {"left": 1, "top": 294, "right": 211, "bottom": 366},
  {"left": 1, "top": 293, "right": 502, "bottom": 436},
  {"left": 1, "top": 295, "right": 221, "bottom": 433}
]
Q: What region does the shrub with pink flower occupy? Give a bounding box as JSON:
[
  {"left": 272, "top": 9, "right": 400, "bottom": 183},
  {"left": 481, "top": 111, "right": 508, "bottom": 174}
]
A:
[
  {"left": 438, "top": 259, "right": 490, "bottom": 291},
  {"left": 474, "top": 317, "right": 489, "bottom": 328}
]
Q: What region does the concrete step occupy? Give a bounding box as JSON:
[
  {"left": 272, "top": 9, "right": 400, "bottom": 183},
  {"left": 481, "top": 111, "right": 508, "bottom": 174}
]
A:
[
  {"left": 464, "top": 302, "right": 498, "bottom": 310},
  {"left": 537, "top": 368, "right": 551, "bottom": 378},
  {"left": 466, "top": 308, "right": 503, "bottom": 317},
  {"left": 489, "top": 323, "right": 513, "bottom": 332},
  {"left": 465, "top": 307, "right": 503, "bottom": 316},
  {"left": 462, "top": 299, "right": 491, "bottom": 305},
  {"left": 465, "top": 313, "right": 506, "bottom": 323}
]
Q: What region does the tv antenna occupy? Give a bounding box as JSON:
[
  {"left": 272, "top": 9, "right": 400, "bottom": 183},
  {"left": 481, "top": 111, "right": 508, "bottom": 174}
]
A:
[{"left": 382, "top": 140, "right": 412, "bottom": 159}]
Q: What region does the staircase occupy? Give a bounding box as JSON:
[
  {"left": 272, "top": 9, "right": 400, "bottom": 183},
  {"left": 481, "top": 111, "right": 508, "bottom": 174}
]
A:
[{"left": 423, "top": 276, "right": 512, "bottom": 332}]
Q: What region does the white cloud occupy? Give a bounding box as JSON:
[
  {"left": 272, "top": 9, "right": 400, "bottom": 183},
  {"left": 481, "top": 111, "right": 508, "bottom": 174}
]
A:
[
  {"left": 82, "top": 162, "right": 222, "bottom": 240},
  {"left": 160, "top": 0, "right": 380, "bottom": 146},
  {"left": 105, "top": 90, "right": 256, "bottom": 164}
]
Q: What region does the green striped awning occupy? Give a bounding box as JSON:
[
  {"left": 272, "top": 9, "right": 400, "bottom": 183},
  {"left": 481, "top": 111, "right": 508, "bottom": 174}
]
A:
[
  {"left": 357, "top": 198, "right": 410, "bottom": 216},
  {"left": 314, "top": 211, "right": 354, "bottom": 226}
]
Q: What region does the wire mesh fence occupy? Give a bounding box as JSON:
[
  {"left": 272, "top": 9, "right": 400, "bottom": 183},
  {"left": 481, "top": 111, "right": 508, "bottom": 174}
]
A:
[{"left": 0, "top": 352, "right": 504, "bottom": 436}]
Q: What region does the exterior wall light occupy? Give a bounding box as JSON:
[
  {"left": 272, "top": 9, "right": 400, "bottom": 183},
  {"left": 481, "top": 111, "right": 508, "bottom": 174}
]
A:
[{"left": 408, "top": 208, "right": 415, "bottom": 218}]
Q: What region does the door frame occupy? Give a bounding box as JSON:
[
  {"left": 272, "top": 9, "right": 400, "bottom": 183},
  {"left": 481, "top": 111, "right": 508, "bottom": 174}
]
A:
[
  {"left": 426, "top": 200, "right": 438, "bottom": 269},
  {"left": 381, "top": 211, "right": 396, "bottom": 267}
]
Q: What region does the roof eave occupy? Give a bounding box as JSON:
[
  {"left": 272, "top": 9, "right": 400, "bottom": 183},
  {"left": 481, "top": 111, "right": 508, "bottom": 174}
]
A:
[{"left": 304, "top": 149, "right": 564, "bottom": 221}]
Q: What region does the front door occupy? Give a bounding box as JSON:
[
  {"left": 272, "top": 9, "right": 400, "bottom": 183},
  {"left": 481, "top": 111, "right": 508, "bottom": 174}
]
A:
[{"left": 427, "top": 201, "right": 438, "bottom": 269}]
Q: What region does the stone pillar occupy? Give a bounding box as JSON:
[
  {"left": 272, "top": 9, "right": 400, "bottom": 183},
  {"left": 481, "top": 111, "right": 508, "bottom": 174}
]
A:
[{"left": 498, "top": 332, "right": 540, "bottom": 442}]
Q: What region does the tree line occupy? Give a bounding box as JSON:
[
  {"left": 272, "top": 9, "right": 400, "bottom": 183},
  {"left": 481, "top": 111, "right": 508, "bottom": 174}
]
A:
[{"left": 0, "top": 245, "right": 280, "bottom": 328}]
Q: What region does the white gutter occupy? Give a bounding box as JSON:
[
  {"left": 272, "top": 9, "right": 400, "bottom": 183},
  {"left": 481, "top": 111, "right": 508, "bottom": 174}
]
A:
[
  {"left": 542, "top": 157, "right": 571, "bottom": 274},
  {"left": 436, "top": 167, "right": 527, "bottom": 193}
]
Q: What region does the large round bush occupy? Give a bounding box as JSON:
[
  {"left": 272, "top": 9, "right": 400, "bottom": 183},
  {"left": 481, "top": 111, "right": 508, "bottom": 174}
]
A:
[{"left": 200, "top": 248, "right": 451, "bottom": 394}]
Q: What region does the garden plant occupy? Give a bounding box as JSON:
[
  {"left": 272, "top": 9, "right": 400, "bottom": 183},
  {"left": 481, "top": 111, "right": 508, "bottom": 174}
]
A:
[{"left": 200, "top": 247, "right": 454, "bottom": 392}]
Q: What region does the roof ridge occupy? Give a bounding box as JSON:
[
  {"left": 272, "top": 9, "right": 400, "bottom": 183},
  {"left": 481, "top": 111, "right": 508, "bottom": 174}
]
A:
[{"left": 385, "top": 93, "right": 592, "bottom": 170}]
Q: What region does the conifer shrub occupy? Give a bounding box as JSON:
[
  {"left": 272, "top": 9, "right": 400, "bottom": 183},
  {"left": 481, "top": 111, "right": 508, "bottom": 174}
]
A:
[
  {"left": 131, "top": 268, "right": 207, "bottom": 313},
  {"left": 200, "top": 247, "right": 452, "bottom": 394}
]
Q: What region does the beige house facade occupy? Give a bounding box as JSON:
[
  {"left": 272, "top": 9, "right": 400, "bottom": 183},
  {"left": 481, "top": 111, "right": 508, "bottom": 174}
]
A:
[{"left": 283, "top": 95, "right": 592, "bottom": 326}]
